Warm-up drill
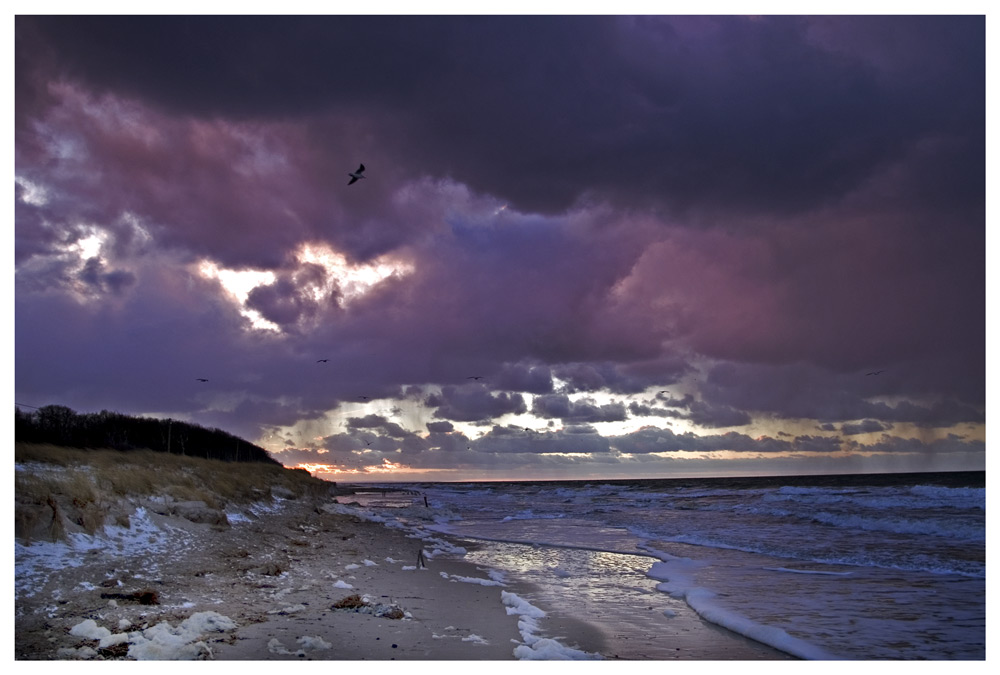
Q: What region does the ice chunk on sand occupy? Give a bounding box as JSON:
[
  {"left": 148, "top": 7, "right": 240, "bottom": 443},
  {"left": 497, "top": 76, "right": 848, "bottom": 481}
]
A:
[
  {"left": 127, "top": 611, "right": 236, "bottom": 660},
  {"left": 70, "top": 619, "right": 111, "bottom": 640},
  {"left": 297, "top": 635, "right": 332, "bottom": 650}
]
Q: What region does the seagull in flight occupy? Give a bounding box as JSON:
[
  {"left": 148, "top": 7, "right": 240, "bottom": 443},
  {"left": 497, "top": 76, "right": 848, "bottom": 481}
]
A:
[
  {"left": 467, "top": 376, "right": 484, "bottom": 380},
  {"left": 866, "top": 370, "right": 885, "bottom": 376},
  {"left": 316, "top": 359, "right": 329, "bottom": 363},
  {"left": 347, "top": 164, "right": 366, "bottom": 185},
  {"left": 195, "top": 378, "right": 209, "bottom": 382}
]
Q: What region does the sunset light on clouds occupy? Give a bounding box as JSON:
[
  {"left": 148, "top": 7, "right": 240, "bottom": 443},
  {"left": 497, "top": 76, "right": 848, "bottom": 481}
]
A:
[{"left": 13, "top": 10, "right": 986, "bottom": 482}]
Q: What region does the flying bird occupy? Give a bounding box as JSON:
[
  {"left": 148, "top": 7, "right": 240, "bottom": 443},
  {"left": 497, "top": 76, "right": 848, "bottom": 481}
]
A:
[
  {"left": 195, "top": 378, "right": 208, "bottom": 382},
  {"left": 866, "top": 370, "right": 885, "bottom": 376},
  {"left": 347, "top": 164, "right": 366, "bottom": 185},
  {"left": 467, "top": 376, "right": 484, "bottom": 380},
  {"left": 316, "top": 359, "right": 329, "bottom": 363}
]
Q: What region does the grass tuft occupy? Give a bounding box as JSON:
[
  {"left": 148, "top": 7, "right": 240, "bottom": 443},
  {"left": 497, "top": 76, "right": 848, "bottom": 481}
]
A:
[{"left": 15, "top": 442, "right": 335, "bottom": 541}]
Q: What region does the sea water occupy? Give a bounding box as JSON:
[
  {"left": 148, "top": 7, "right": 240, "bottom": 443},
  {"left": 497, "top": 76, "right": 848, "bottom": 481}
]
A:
[{"left": 372, "top": 472, "right": 985, "bottom": 660}]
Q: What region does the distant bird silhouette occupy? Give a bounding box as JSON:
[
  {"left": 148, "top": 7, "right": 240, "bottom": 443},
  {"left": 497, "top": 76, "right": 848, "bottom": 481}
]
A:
[
  {"left": 195, "top": 378, "right": 209, "bottom": 382},
  {"left": 358, "top": 395, "right": 371, "bottom": 400},
  {"left": 467, "top": 376, "right": 484, "bottom": 380},
  {"left": 658, "top": 390, "right": 669, "bottom": 394},
  {"left": 866, "top": 370, "right": 885, "bottom": 376},
  {"left": 316, "top": 359, "right": 329, "bottom": 363},
  {"left": 347, "top": 164, "right": 366, "bottom": 185}
]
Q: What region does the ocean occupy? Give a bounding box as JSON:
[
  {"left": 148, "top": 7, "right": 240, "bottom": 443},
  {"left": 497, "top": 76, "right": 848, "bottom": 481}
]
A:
[{"left": 348, "top": 471, "right": 985, "bottom": 660}]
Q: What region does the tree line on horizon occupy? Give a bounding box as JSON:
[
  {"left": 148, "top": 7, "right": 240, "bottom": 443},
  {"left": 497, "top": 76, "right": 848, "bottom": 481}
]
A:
[{"left": 14, "top": 405, "right": 280, "bottom": 465}]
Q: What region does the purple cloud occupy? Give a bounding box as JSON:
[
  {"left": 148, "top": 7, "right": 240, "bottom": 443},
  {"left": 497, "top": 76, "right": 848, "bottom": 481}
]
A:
[
  {"left": 531, "top": 394, "right": 628, "bottom": 424},
  {"left": 425, "top": 386, "right": 527, "bottom": 423},
  {"left": 14, "top": 16, "right": 984, "bottom": 479},
  {"left": 841, "top": 419, "right": 894, "bottom": 436}
]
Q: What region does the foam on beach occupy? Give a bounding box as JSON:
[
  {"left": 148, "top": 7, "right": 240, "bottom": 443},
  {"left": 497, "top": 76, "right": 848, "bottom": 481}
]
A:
[
  {"left": 500, "top": 591, "right": 602, "bottom": 660},
  {"left": 64, "top": 611, "right": 238, "bottom": 660},
  {"left": 645, "top": 552, "right": 838, "bottom": 660}
]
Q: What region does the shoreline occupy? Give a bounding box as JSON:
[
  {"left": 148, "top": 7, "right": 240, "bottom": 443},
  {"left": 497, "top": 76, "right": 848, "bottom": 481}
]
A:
[
  {"left": 15, "top": 488, "right": 793, "bottom": 660},
  {"left": 437, "top": 533, "right": 794, "bottom": 661},
  {"left": 342, "top": 490, "right": 794, "bottom": 661}
]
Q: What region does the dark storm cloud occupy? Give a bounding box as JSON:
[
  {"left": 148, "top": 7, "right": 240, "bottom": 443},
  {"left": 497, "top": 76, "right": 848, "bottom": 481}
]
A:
[
  {"left": 789, "top": 435, "right": 845, "bottom": 454},
  {"left": 628, "top": 396, "right": 749, "bottom": 428},
  {"left": 425, "top": 386, "right": 527, "bottom": 423},
  {"left": 609, "top": 427, "right": 854, "bottom": 456},
  {"left": 859, "top": 435, "right": 985, "bottom": 456},
  {"left": 655, "top": 393, "right": 696, "bottom": 408},
  {"left": 552, "top": 361, "right": 676, "bottom": 395},
  {"left": 627, "top": 401, "right": 680, "bottom": 418},
  {"left": 322, "top": 427, "right": 419, "bottom": 455},
  {"left": 284, "top": 423, "right": 620, "bottom": 471},
  {"left": 563, "top": 424, "right": 600, "bottom": 435},
  {"left": 685, "top": 400, "right": 752, "bottom": 428},
  {"left": 610, "top": 426, "right": 790, "bottom": 455},
  {"left": 492, "top": 362, "right": 554, "bottom": 395},
  {"left": 841, "top": 419, "right": 894, "bottom": 436},
  {"left": 471, "top": 425, "right": 612, "bottom": 455},
  {"left": 19, "top": 15, "right": 982, "bottom": 218},
  {"left": 77, "top": 258, "right": 137, "bottom": 296},
  {"left": 344, "top": 414, "right": 410, "bottom": 439},
  {"left": 531, "top": 393, "right": 628, "bottom": 424},
  {"left": 14, "top": 15, "right": 984, "bottom": 477},
  {"left": 244, "top": 263, "right": 330, "bottom": 329},
  {"left": 14, "top": 90, "right": 329, "bottom": 270},
  {"left": 702, "top": 362, "right": 983, "bottom": 427},
  {"left": 425, "top": 421, "right": 454, "bottom": 434}
]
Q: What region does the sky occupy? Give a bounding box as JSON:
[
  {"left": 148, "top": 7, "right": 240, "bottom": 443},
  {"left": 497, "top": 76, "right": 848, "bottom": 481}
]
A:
[{"left": 11, "top": 8, "right": 989, "bottom": 482}]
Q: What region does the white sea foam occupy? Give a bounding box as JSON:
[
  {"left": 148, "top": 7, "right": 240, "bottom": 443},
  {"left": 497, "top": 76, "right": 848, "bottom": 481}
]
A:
[
  {"left": 500, "top": 591, "right": 601, "bottom": 660},
  {"left": 808, "top": 510, "right": 984, "bottom": 541},
  {"left": 645, "top": 556, "right": 839, "bottom": 660},
  {"left": 501, "top": 509, "right": 566, "bottom": 522},
  {"left": 100, "top": 611, "right": 237, "bottom": 660},
  {"left": 440, "top": 571, "right": 505, "bottom": 586},
  {"left": 682, "top": 587, "right": 839, "bottom": 660}
]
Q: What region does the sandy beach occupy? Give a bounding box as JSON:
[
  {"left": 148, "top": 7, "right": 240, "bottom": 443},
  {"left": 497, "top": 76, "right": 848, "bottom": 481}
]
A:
[{"left": 14, "top": 485, "right": 791, "bottom": 661}]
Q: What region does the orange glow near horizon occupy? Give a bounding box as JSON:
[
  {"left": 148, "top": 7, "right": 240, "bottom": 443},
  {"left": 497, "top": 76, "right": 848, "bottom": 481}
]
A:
[
  {"left": 291, "top": 458, "right": 406, "bottom": 476},
  {"left": 288, "top": 460, "right": 464, "bottom": 482}
]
